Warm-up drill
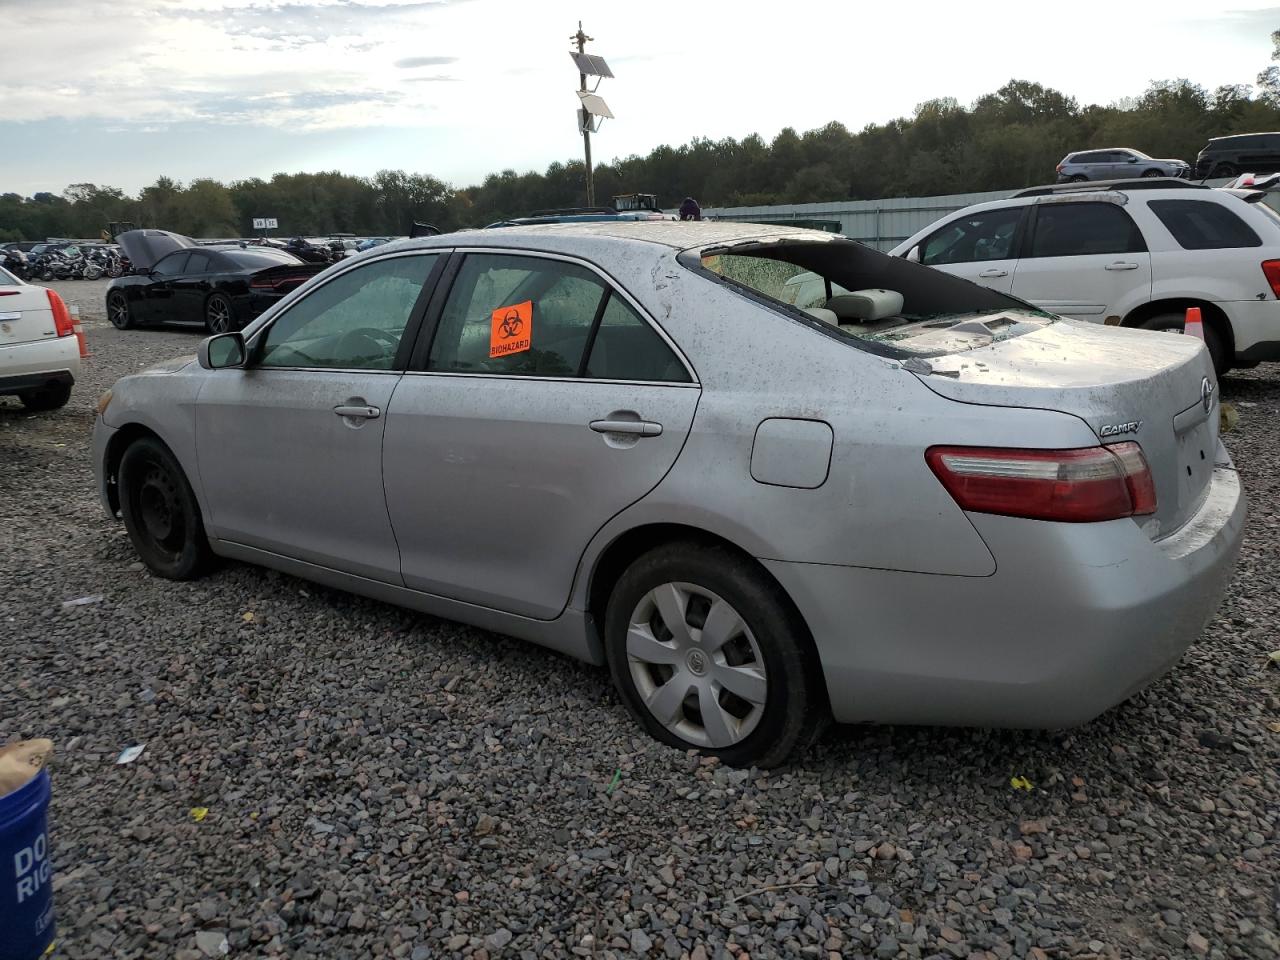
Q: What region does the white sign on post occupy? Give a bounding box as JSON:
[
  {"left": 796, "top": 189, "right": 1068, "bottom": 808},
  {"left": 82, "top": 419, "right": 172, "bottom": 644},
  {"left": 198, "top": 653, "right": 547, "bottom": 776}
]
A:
[{"left": 252, "top": 217, "right": 279, "bottom": 230}]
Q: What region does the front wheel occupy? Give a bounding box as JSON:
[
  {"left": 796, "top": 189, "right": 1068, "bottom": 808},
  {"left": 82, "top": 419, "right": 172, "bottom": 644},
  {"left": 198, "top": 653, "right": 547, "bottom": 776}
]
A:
[
  {"left": 107, "top": 291, "right": 134, "bottom": 329},
  {"left": 1212, "top": 163, "right": 1237, "bottom": 179},
  {"left": 1141, "top": 169, "right": 1164, "bottom": 178},
  {"left": 1140, "top": 312, "right": 1230, "bottom": 378},
  {"left": 205, "top": 293, "right": 235, "bottom": 334},
  {"left": 118, "top": 437, "right": 215, "bottom": 580},
  {"left": 604, "top": 542, "right": 826, "bottom": 768}
]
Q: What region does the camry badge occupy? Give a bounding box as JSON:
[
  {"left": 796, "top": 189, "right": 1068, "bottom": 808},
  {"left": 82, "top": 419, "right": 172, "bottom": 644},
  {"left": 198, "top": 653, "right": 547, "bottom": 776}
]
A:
[
  {"left": 1100, "top": 421, "right": 1141, "bottom": 437},
  {"left": 1201, "top": 377, "right": 1215, "bottom": 414}
]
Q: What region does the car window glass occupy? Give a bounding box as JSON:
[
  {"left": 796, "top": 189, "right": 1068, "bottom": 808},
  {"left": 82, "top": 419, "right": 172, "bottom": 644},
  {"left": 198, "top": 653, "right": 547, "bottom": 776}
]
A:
[
  {"left": 185, "top": 252, "right": 210, "bottom": 274},
  {"left": 920, "top": 207, "right": 1022, "bottom": 265},
  {"left": 1028, "top": 203, "right": 1145, "bottom": 258},
  {"left": 1148, "top": 199, "right": 1262, "bottom": 250},
  {"left": 585, "top": 295, "right": 690, "bottom": 382},
  {"left": 152, "top": 252, "right": 190, "bottom": 277},
  {"left": 427, "top": 254, "right": 607, "bottom": 377},
  {"left": 705, "top": 255, "right": 812, "bottom": 301},
  {"left": 257, "top": 253, "right": 437, "bottom": 370}
]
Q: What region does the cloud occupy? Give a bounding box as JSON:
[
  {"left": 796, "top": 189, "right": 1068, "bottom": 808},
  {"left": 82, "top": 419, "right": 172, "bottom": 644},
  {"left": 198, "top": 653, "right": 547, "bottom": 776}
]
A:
[
  {"left": 404, "top": 75, "right": 460, "bottom": 82},
  {"left": 395, "top": 56, "right": 458, "bottom": 68}
]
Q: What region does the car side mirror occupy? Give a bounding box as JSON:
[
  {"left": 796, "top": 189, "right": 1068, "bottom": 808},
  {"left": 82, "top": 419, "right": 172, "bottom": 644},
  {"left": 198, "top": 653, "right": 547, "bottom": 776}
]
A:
[
  {"left": 1128, "top": 157, "right": 1139, "bottom": 163},
  {"left": 199, "top": 332, "right": 246, "bottom": 370},
  {"left": 905, "top": 246, "right": 921, "bottom": 263}
]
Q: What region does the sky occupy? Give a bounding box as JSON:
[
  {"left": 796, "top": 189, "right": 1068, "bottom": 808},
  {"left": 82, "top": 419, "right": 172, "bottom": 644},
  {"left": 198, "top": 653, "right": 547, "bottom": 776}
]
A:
[{"left": 1, "top": 0, "right": 1278, "bottom": 196}]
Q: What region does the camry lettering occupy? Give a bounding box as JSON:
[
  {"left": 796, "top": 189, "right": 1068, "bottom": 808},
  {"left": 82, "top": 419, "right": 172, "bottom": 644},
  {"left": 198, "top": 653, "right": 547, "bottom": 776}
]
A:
[{"left": 1100, "top": 421, "right": 1142, "bottom": 437}]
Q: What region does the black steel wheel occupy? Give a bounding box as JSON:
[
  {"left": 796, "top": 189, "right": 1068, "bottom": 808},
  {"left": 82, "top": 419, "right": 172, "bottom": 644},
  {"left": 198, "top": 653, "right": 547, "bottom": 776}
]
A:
[{"left": 118, "top": 436, "right": 214, "bottom": 580}]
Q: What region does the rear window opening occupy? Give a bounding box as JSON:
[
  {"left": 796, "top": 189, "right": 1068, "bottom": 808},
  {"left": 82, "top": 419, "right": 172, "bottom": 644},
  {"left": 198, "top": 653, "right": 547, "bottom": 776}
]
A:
[{"left": 683, "top": 237, "right": 1053, "bottom": 358}]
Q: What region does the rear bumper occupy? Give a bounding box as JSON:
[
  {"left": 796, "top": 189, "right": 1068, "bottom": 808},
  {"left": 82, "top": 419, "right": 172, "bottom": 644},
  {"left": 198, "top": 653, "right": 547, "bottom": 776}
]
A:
[
  {"left": 0, "top": 336, "right": 80, "bottom": 395},
  {"left": 1220, "top": 299, "right": 1280, "bottom": 361},
  {"left": 765, "top": 453, "right": 1246, "bottom": 728}
]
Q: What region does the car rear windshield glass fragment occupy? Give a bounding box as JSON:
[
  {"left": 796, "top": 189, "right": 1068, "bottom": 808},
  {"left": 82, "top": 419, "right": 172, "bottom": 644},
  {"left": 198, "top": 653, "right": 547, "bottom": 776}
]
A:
[{"left": 687, "top": 239, "right": 1053, "bottom": 357}]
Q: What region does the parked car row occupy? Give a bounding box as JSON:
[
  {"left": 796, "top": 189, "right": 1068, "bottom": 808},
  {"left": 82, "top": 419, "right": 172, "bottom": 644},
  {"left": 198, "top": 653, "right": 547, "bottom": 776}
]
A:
[{"left": 1054, "top": 131, "right": 1280, "bottom": 183}]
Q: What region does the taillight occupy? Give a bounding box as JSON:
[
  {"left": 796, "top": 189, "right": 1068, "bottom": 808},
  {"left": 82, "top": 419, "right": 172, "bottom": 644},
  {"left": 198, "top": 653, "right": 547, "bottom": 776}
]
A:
[
  {"left": 926, "top": 442, "right": 1156, "bottom": 523},
  {"left": 46, "top": 289, "right": 88, "bottom": 358},
  {"left": 1055, "top": 163, "right": 1063, "bottom": 173},
  {"left": 1261, "top": 260, "right": 1280, "bottom": 298}
]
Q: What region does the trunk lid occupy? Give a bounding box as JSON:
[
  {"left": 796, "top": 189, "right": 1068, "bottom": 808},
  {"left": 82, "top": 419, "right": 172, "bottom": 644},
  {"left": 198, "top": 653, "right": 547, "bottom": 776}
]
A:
[
  {"left": 0, "top": 283, "right": 57, "bottom": 348},
  {"left": 906, "top": 319, "right": 1218, "bottom": 540},
  {"left": 116, "top": 229, "right": 197, "bottom": 272}
]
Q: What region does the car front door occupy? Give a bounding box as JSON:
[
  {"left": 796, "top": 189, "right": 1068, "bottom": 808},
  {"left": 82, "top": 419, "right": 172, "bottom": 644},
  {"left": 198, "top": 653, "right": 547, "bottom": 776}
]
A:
[
  {"left": 916, "top": 205, "right": 1027, "bottom": 294},
  {"left": 170, "top": 250, "right": 213, "bottom": 323},
  {"left": 1009, "top": 200, "right": 1152, "bottom": 323},
  {"left": 140, "top": 251, "right": 189, "bottom": 324},
  {"left": 382, "top": 251, "right": 701, "bottom": 620},
  {"left": 194, "top": 251, "right": 444, "bottom": 582}
]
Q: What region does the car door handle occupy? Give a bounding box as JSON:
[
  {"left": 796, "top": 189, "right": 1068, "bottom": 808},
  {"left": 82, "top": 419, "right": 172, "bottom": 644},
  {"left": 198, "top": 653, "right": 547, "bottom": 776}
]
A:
[
  {"left": 977, "top": 268, "right": 1008, "bottom": 278},
  {"left": 1105, "top": 262, "right": 1140, "bottom": 271},
  {"left": 590, "top": 419, "right": 662, "bottom": 437},
  {"left": 333, "top": 404, "right": 380, "bottom": 420}
]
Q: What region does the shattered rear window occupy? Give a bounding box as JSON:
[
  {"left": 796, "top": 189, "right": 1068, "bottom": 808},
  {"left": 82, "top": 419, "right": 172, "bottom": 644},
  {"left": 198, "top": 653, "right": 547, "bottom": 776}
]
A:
[{"left": 687, "top": 238, "right": 1054, "bottom": 358}]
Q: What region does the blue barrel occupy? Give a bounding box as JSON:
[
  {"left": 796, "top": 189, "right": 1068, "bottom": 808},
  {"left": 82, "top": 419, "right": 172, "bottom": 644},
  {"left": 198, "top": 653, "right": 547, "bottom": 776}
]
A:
[{"left": 0, "top": 768, "right": 55, "bottom": 960}]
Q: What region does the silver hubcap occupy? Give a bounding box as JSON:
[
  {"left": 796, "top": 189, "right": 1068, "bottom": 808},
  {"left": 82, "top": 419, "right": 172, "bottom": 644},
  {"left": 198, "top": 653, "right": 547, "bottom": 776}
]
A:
[{"left": 627, "top": 582, "right": 767, "bottom": 749}]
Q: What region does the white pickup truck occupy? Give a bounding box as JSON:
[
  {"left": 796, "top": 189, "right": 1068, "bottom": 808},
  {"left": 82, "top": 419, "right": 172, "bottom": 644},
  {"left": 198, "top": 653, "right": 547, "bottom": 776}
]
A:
[{"left": 0, "top": 267, "right": 85, "bottom": 410}]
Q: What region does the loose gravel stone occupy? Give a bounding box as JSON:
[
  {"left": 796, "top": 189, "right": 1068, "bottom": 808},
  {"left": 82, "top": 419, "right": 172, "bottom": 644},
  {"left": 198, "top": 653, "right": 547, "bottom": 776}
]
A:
[{"left": 1, "top": 312, "right": 1277, "bottom": 959}]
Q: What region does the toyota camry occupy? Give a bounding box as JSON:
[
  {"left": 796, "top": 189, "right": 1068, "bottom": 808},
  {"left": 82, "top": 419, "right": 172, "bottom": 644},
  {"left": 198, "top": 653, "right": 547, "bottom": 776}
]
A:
[{"left": 92, "top": 222, "right": 1245, "bottom": 766}]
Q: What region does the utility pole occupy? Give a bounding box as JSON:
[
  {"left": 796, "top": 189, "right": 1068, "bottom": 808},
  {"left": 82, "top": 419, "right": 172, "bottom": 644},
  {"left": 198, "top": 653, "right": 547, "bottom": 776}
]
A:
[{"left": 572, "top": 21, "right": 595, "bottom": 207}]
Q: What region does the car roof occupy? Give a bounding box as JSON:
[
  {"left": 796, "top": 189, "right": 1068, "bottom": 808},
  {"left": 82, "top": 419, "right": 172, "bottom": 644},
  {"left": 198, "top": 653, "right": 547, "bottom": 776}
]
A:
[
  {"left": 1207, "top": 132, "right": 1279, "bottom": 143},
  {"left": 395, "top": 220, "right": 837, "bottom": 254}
]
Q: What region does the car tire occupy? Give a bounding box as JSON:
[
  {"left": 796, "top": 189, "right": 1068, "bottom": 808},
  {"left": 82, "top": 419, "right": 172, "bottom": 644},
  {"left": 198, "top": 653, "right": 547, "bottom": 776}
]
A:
[
  {"left": 118, "top": 436, "right": 215, "bottom": 580},
  {"left": 205, "top": 293, "right": 235, "bottom": 334},
  {"left": 1211, "top": 163, "right": 1237, "bottom": 179},
  {"left": 604, "top": 541, "right": 827, "bottom": 768},
  {"left": 1067, "top": 174, "right": 1088, "bottom": 183},
  {"left": 1140, "top": 312, "right": 1230, "bottom": 378},
  {"left": 107, "top": 291, "right": 134, "bottom": 330},
  {"left": 1141, "top": 169, "right": 1164, "bottom": 178},
  {"left": 18, "top": 382, "right": 72, "bottom": 411}
]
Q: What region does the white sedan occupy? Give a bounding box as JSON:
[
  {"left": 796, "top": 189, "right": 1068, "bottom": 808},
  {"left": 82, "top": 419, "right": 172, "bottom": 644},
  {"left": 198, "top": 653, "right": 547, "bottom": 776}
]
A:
[{"left": 0, "top": 267, "right": 85, "bottom": 410}]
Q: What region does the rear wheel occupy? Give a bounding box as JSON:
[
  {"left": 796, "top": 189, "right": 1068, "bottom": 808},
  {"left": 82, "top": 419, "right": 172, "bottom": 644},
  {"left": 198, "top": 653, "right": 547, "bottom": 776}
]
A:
[
  {"left": 118, "top": 436, "right": 214, "bottom": 580},
  {"left": 604, "top": 542, "right": 826, "bottom": 768},
  {"left": 1140, "top": 312, "right": 1229, "bottom": 378},
  {"left": 205, "top": 293, "right": 235, "bottom": 334},
  {"left": 107, "top": 291, "right": 133, "bottom": 330},
  {"left": 1067, "top": 174, "right": 1088, "bottom": 183},
  {"left": 18, "top": 382, "right": 71, "bottom": 411}
]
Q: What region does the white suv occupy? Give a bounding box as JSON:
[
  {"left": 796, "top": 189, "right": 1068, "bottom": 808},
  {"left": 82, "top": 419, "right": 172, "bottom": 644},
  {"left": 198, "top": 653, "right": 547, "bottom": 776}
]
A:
[
  {"left": 0, "top": 267, "right": 85, "bottom": 410},
  {"left": 890, "top": 179, "right": 1280, "bottom": 375}
]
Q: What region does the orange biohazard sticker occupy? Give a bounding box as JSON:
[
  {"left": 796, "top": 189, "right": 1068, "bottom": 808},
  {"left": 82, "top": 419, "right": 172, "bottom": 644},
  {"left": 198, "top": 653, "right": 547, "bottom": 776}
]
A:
[{"left": 490, "top": 300, "right": 533, "bottom": 359}]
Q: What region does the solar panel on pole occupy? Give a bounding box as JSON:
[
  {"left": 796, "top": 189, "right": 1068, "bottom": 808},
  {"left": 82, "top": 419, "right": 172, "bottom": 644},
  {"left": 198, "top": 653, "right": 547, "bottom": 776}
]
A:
[{"left": 569, "top": 51, "right": 614, "bottom": 78}]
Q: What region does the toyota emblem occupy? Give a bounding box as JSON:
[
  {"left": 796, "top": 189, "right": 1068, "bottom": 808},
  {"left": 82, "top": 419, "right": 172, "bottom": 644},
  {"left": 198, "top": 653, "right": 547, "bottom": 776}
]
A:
[{"left": 1201, "top": 377, "right": 1215, "bottom": 414}]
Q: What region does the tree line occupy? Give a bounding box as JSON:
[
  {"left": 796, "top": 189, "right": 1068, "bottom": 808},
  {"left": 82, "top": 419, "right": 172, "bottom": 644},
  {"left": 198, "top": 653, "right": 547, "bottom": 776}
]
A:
[{"left": 4, "top": 47, "right": 1280, "bottom": 242}]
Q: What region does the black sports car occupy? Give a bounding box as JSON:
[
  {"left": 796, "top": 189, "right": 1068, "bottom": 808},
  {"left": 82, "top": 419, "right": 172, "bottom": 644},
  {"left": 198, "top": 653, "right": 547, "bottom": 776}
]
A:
[{"left": 106, "top": 230, "right": 326, "bottom": 333}]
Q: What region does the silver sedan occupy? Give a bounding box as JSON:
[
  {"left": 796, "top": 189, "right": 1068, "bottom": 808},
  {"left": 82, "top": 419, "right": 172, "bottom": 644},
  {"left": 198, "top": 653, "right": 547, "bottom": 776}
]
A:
[{"left": 93, "top": 221, "right": 1245, "bottom": 767}]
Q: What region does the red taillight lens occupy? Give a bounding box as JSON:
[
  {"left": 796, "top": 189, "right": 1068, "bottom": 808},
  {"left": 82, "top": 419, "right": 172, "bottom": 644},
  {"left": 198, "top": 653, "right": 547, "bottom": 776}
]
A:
[
  {"left": 1055, "top": 163, "right": 1063, "bottom": 173},
  {"left": 46, "top": 288, "right": 88, "bottom": 358},
  {"left": 47, "top": 288, "right": 73, "bottom": 336},
  {"left": 1261, "top": 260, "right": 1280, "bottom": 298},
  {"left": 925, "top": 442, "right": 1156, "bottom": 523}
]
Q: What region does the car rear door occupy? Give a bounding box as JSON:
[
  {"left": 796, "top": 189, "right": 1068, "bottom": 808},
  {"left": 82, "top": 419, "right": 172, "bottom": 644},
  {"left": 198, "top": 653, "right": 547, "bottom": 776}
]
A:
[
  {"left": 1009, "top": 200, "right": 1151, "bottom": 323},
  {"left": 382, "top": 250, "right": 700, "bottom": 620},
  {"left": 915, "top": 205, "right": 1027, "bottom": 294},
  {"left": 195, "top": 251, "right": 444, "bottom": 583}
]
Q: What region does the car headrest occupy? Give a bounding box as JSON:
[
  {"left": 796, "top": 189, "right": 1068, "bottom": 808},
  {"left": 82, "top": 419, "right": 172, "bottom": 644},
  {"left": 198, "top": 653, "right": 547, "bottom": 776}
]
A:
[
  {"left": 826, "top": 289, "right": 905, "bottom": 322},
  {"left": 802, "top": 307, "right": 840, "bottom": 326}
]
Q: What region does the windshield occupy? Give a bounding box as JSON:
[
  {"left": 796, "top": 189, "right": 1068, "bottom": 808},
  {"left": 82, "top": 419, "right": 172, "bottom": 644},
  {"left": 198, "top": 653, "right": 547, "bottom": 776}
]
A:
[{"left": 688, "top": 238, "right": 1054, "bottom": 358}]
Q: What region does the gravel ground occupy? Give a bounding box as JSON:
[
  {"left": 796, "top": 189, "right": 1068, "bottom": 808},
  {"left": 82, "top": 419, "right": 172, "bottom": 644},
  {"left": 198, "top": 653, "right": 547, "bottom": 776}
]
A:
[{"left": 1, "top": 304, "right": 1277, "bottom": 960}]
